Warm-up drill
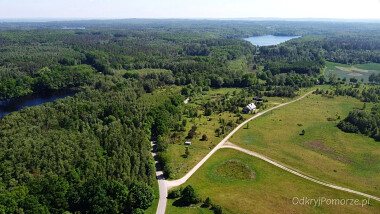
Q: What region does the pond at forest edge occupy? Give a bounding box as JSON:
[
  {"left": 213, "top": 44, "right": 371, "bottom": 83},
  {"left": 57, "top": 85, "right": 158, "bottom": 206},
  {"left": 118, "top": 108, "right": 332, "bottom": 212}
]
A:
[{"left": 0, "top": 91, "right": 76, "bottom": 118}]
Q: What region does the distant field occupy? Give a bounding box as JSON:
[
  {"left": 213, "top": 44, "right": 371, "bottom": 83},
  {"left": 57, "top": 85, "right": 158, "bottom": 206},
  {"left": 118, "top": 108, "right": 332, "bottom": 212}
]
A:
[
  {"left": 324, "top": 62, "right": 380, "bottom": 83},
  {"left": 230, "top": 92, "right": 380, "bottom": 196},
  {"left": 121, "top": 68, "right": 173, "bottom": 78},
  {"left": 167, "top": 149, "right": 380, "bottom": 214}
]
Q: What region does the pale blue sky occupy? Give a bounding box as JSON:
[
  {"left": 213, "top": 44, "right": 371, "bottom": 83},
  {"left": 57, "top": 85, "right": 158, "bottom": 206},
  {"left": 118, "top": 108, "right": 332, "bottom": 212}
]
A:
[{"left": 0, "top": 0, "right": 380, "bottom": 19}]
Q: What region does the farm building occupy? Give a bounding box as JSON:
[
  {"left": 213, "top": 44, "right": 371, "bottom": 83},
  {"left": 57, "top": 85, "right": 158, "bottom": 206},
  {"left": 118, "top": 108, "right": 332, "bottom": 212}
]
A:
[
  {"left": 184, "top": 141, "right": 192, "bottom": 145},
  {"left": 243, "top": 103, "right": 256, "bottom": 113}
]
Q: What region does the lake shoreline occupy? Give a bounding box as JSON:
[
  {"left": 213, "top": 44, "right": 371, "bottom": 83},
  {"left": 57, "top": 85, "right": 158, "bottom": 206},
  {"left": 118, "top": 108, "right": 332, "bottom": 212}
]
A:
[
  {"left": 0, "top": 88, "right": 79, "bottom": 118},
  {"left": 244, "top": 35, "right": 301, "bottom": 46}
]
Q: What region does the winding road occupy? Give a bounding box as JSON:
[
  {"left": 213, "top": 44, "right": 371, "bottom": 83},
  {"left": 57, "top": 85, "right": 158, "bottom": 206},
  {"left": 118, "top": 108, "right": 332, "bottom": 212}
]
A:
[{"left": 154, "top": 90, "right": 380, "bottom": 214}]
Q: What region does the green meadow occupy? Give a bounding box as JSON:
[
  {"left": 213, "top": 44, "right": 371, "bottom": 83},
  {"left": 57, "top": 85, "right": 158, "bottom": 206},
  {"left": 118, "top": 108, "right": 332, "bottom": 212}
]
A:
[
  {"left": 166, "top": 149, "right": 380, "bottom": 214},
  {"left": 230, "top": 93, "right": 380, "bottom": 196}
]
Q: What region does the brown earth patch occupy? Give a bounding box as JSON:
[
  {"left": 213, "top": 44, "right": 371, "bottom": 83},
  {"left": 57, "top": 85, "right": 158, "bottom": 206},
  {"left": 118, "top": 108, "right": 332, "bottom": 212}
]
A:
[
  {"left": 334, "top": 156, "right": 352, "bottom": 164},
  {"left": 305, "top": 141, "right": 335, "bottom": 153},
  {"left": 364, "top": 158, "right": 376, "bottom": 162},
  {"left": 351, "top": 67, "right": 369, "bottom": 73},
  {"left": 335, "top": 66, "right": 351, "bottom": 72},
  {"left": 348, "top": 72, "right": 363, "bottom": 77}
]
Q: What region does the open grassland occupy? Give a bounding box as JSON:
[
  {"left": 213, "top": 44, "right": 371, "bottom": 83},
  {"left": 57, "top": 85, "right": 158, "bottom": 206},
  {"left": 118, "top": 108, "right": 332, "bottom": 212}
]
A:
[
  {"left": 166, "top": 87, "right": 316, "bottom": 180},
  {"left": 230, "top": 93, "right": 380, "bottom": 196},
  {"left": 166, "top": 88, "right": 251, "bottom": 179},
  {"left": 325, "top": 62, "right": 380, "bottom": 83},
  {"left": 167, "top": 149, "right": 380, "bottom": 214}
]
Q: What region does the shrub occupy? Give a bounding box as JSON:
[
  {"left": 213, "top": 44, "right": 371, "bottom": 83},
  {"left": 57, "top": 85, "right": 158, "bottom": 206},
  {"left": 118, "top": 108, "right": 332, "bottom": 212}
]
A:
[
  {"left": 181, "top": 185, "right": 198, "bottom": 205},
  {"left": 213, "top": 204, "right": 223, "bottom": 214},
  {"left": 204, "top": 197, "right": 212, "bottom": 207},
  {"left": 168, "top": 188, "right": 182, "bottom": 199}
]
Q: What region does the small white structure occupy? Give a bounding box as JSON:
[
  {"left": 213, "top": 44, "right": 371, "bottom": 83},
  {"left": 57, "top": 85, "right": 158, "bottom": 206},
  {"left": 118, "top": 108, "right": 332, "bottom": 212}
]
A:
[
  {"left": 185, "top": 141, "right": 192, "bottom": 146},
  {"left": 243, "top": 103, "right": 256, "bottom": 113}
]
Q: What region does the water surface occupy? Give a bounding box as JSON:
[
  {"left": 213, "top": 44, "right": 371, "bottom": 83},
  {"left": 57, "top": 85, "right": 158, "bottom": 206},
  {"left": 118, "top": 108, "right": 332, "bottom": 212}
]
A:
[
  {"left": 0, "top": 91, "right": 76, "bottom": 118},
  {"left": 244, "top": 35, "right": 300, "bottom": 46}
]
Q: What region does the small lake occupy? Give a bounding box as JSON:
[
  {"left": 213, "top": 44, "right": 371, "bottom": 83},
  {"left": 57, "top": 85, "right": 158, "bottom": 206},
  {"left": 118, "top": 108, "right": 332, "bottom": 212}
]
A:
[
  {"left": 244, "top": 35, "right": 300, "bottom": 46},
  {"left": 0, "top": 91, "right": 76, "bottom": 118}
]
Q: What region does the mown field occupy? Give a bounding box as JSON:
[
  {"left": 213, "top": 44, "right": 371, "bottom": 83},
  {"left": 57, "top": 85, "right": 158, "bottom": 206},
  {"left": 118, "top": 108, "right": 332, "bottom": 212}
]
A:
[
  {"left": 324, "top": 62, "right": 380, "bottom": 83},
  {"left": 166, "top": 149, "right": 380, "bottom": 214},
  {"left": 230, "top": 92, "right": 380, "bottom": 196}
]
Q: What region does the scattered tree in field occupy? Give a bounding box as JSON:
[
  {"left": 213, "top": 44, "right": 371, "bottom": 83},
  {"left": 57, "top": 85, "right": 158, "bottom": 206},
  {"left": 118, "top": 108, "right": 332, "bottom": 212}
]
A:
[
  {"left": 187, "top": 125, "right": 197, "bottom": 139},
  {"left": 201, "top": 134, "right": 208, "bottom": 141},
  {"left": 328, "top": 73, "right": 338, "bottom": 85},
  {"left": 185, "top": 146, "right": 190, "bottom": 158},
  {"left": 168, "top": 188, "right": 182, "bottom": 199},
  {"left": 181, "top": 185, "right": 199, "bottom": 205},
  {"left": 204, "top": 197, "right": 212, "bottom": 207},
  {"left": 215, "top": 128, "right": 221, "bottom": 137},
  {"left": 213, "top": 204, "right": 223, "bottom": 214},
  {"left": 182, "top": 119, "right": 187, "bottom": 127}
]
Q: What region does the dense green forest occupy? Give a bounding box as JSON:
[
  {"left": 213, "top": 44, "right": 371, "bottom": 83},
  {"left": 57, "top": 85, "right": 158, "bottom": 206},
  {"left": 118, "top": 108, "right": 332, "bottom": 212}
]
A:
[{"left": 1, "top": 19, "right": 380, "bottom": 213}]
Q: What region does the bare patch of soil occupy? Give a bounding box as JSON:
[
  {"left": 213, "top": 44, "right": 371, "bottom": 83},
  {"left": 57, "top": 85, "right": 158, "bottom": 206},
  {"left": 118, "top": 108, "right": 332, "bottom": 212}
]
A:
[
  {"left": 352, "top": 67, "right": 369, "bottom": 73},
  {"left": 305, "top": 141, "right": 335, "bottom": 153},
  {"left": 333, "top": 156, "right": 352, "bottom": 164},
  {"left": 348, "top": 72, "right": 363, "bottom": 76},
  {"left": 364, "top": 158, "right": 376, "bottom": 162},
  {"left": 335, "top": 66, "right": 351, "bottom": 72}
]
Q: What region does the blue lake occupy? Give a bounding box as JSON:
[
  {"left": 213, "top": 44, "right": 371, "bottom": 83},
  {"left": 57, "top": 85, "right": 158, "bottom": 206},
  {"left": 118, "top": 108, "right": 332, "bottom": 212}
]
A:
[
  {"left": 244, "top": 35, "right": 300, "bottom": 46},
  {"left": 0, "top": 91, "right": 76, "bottom": 118}
]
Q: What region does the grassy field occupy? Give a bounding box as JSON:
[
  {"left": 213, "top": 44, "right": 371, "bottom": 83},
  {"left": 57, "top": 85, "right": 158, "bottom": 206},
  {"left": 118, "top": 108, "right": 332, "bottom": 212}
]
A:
[
  {"left": 324, "top": 62, "right": 380, "bottom": 83},
  {"left": 167, "top": 149, "right": 380, "bottom": 214},
  {"left": 230, "top": 92, "right": 380, "bottom": 196},
  {"left": 166, "top": 87, "right": 316, "bottom": 180},
  {"left": 166, "top": 88, "right": 252, "bottom": 179}
]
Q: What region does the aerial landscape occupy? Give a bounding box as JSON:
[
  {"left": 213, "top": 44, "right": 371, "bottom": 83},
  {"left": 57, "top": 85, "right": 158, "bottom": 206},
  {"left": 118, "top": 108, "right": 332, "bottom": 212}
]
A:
[{"left": 0, "top": 0, "right": 380, "bottom": 214}]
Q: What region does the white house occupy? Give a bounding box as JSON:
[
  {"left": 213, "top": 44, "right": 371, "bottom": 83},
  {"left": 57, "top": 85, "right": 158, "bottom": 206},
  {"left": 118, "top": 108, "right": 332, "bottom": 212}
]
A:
[
  {"left": 185, "top": 141, "right": 192, "bottom": 145},
  {"left": 243, "top": 103, "right": 256, "bottom": 113}
]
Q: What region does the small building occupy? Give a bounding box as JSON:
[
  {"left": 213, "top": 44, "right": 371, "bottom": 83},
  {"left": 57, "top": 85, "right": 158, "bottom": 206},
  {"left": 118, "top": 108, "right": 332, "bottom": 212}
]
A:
[
  {"left": 253, "top": 97, "right": 264, "bottom": 102},
  {"left": 243, "top": 103, "right": 256, "bottom": 114},
  {"left": 185, "top": 141, "right": 192, "bottom": 146}
]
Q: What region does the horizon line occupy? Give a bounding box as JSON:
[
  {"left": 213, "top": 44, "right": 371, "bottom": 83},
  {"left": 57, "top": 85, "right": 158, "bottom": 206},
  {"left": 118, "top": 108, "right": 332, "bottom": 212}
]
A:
[{"left": 1, "top": 17, "right": 380, "bottom": 22}]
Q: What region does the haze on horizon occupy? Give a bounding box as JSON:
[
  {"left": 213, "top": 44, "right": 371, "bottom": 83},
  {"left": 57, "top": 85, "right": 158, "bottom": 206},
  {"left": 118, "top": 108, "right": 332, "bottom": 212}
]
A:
[{"left": 0, "top": 0, "right": 380, "bottom": 20}]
